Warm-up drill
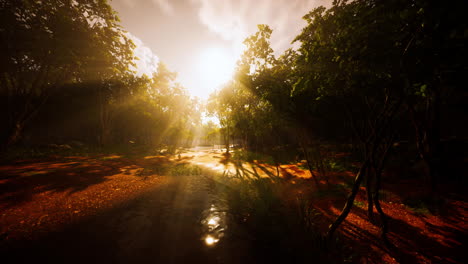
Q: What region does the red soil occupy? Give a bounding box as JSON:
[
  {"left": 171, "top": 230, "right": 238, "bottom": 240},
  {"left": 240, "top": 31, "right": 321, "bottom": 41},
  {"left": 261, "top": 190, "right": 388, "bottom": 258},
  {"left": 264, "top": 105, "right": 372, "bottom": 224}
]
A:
[{"left": 0, "top": 152, "right": 466, "bottom": 263}]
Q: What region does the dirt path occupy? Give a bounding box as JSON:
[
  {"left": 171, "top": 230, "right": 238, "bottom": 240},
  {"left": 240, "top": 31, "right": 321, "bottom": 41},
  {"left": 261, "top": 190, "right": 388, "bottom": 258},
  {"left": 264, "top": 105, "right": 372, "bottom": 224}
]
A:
[
  {"left": 183, "top": 148, "right": 310, "bottom": 179},
  {"left": 1, "top": 149, "right": 466, "bottom": 264},
  {"left": 3, "top": 173, "right": 235, "bottom": 264},
  {"left": 0, "top": 152, "right": 240, "bottom": 264}
]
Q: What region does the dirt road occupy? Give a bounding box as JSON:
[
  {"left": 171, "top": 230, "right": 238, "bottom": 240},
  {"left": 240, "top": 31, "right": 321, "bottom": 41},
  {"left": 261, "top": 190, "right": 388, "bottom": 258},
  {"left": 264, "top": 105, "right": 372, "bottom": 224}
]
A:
[
  {"left": 2, "top": 148, "right": 466, "bottom": 264},
  {"left": 1, "top": 148, "right": 248, "bottom": 264},
  {"left": 3, "top": 173, "right": 238, "bottom": 263}
]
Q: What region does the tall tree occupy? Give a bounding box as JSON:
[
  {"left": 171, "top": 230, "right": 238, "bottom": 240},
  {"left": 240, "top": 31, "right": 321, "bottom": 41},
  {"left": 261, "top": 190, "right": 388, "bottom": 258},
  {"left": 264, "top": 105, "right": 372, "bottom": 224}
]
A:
[
  {"left": 293, "top": 0, "right": 406, "bottom": 241},
  {"left": 0, "top": 0, "right": 135, "bottom": 148}
]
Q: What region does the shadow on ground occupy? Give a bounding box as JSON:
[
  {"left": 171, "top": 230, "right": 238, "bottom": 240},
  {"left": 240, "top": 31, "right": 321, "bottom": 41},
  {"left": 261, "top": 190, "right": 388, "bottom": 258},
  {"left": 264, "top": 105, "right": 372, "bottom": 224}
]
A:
[
  {"left": 1, "top": 173, "right": 231, "bottom": 264},
  {"left": 0, "top": 155, "right": 181, "bottom": 209}
]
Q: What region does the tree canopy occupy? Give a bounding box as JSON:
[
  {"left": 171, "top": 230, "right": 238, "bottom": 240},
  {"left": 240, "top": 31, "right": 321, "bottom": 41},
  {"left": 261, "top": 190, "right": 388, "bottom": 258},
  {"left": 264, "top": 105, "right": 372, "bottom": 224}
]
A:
[
  {"left": 207, "top": 0, "right": 467, "bottom": 240},
  {"left": 0, "top": 0, "right": 200, "bottom": 150}
]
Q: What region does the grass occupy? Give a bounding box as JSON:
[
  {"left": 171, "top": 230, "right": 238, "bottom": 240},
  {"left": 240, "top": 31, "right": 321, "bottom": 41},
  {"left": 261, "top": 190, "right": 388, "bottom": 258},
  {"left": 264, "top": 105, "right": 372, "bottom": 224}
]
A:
[
  {"left": 212, "top": 172, "right": 343, "bottom": 263},
  {"left": 337, "top": 175, "right": 355, "bottom": 189},
  {"left": 232, "top": 147, "right": 357, "bottom": 179},
  {"left": 232, "top": 146, "right": 301, "bottom": 166},
  {"left": 168, "top": 163, "right": 204, "bottom": 176},
  {"left": 0, "top": 143, "right": 166, "bottom": 162},
  {"left": 232, "top": 149, "right": 274, "bottom": 164},
  {"left": 137, "top": 162, "right": 215, "bottom": 178},
  {"left": 353, "top": 200, "right": 366, "bottom": 208},
  {"left": 10, "top": 154, "right": 344, "bottom": 261},
  {"left": 327, "top": 160, "right": 348, "bottom": 172},
  {"left": 403, "top": 197, "right": 434, "bottom": 215},
  {"left": 408, "top": 206, "right": 431, "bottom": 215},
  {"left": 378, "top": 189, "right": 392, "bottom": 202}
]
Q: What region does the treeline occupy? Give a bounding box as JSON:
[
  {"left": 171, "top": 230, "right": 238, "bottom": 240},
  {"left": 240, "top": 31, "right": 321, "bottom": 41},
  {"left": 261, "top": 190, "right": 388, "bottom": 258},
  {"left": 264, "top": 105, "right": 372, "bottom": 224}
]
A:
[
  {"left": 0, "top": 0, "right": 199, "bottom": 151},
  {"left": 208, "top": 0, "right": 467, "bottom": 240}
]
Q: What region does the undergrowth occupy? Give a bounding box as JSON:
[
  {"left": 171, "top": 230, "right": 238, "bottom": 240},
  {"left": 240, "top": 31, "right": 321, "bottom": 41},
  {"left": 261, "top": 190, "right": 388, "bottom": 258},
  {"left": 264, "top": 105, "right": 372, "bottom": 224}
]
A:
[{"left": 212, "top": 172, "right": 343, "bottom": 263}]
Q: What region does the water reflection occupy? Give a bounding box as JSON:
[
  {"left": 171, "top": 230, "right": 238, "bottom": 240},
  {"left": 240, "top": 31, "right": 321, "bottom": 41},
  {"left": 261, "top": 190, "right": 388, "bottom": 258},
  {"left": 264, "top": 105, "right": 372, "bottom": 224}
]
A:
[
  {"left": 201, "top": 203, "right": 226, "bottom": 246},
  {"left": 208, "top": 217, "right": 218, "bottom": 226},
  {"left": 204, "top": 235, "right": 219, "bottom": 246}
]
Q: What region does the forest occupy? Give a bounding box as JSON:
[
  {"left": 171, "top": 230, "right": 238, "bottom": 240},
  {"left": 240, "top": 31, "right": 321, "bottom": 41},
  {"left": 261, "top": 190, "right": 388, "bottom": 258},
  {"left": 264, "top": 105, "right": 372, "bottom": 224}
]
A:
[{"left": 1, "top": 0, "right": 467, "bottom": 263}]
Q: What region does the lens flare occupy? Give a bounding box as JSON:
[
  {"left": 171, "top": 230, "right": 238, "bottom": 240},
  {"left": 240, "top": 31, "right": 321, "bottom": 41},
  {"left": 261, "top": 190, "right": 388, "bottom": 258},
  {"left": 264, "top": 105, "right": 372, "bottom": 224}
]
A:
[{"left": 204, "top": 235, "right": 219, "bottom": 246}]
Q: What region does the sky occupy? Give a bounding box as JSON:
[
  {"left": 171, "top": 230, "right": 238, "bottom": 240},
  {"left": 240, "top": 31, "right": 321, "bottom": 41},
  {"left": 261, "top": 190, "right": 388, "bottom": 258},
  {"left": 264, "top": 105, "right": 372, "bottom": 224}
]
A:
[{"left": 110, "top": 0, "right": 331, "bottom": 100}]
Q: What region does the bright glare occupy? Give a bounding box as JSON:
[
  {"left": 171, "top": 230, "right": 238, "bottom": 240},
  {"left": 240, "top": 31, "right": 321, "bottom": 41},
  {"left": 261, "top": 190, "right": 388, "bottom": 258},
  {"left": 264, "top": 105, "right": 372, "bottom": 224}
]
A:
[
  {"left": 208, "top": 217, "right": 218, "bottom": 226},
  {"left": 205, "top": 235, "right": 219, "bottom": 246},
  {"left": 194, "top": 47, "right": 236, "bottom": 99}
]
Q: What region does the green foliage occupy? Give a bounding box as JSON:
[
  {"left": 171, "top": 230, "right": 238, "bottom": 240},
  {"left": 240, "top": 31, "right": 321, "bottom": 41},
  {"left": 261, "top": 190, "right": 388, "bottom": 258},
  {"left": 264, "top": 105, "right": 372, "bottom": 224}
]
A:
[
  {"left": 0, "top": 0, "right": 137, "bottom": 147},
  {"left": 403, "top": 195, "right": 448, "bottom": 215},
  {"left": 233, "top": 149, "right": 271, "bottom": 163},
  {"left": 197, "top": 121, "right": 221, "bottom": 146},
  {"left": 403, "top": 198, "right": 432, "bottom": 215},
  {"left": 207, "top": 0, "right": 467, "bottom": 204},
  {"left": 0, "top": 1, "right": 200, "bottom": 150},
  {"left": 353, "top": 200, "right": 365, "bottom": 208},
  {"left": 168, "top": 163, "right": 203, "bottom": 176},
  {"left": 327, "top": 160, "right": 347, "bottom": 172},
  {"left": 109, "top": 62, "right": 199, "bottom": 148}
]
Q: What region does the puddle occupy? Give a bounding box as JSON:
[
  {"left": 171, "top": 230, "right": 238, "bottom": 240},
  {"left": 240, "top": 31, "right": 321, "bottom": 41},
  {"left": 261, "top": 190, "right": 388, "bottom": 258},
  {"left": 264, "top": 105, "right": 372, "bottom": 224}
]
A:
[{"left": 200, "top": 203, "right": 227, "bottom": 247}]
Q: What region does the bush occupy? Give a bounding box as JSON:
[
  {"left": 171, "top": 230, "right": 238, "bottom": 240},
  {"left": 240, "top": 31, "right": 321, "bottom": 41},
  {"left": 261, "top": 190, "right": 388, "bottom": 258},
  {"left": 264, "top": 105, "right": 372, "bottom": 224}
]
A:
[{"left": 213, "top": 173, "right": 342, "bottom": 263}]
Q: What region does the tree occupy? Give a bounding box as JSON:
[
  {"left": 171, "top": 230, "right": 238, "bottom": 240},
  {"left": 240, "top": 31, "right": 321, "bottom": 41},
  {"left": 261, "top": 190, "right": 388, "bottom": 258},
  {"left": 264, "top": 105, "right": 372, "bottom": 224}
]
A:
[
  {"left": 400, "top": 0, "right": 468, "bottom": 195},
  {"left": 236, "top": 25, "right": 323, "bottom": 186},
  {"left": 293, "top": 0, "right": 407, "bottom": 241},
  {"left": 292, "top": 0, "right": 467, "bottom": 241},
  {"left": 0, "top": 0, "right": 135, "bottom": 148}
]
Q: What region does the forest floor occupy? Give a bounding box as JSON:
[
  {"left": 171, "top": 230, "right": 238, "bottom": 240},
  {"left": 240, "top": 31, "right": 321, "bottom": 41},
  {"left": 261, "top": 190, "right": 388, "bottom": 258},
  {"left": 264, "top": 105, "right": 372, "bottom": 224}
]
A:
[{"left": 0, "top": 148, "right": 466, "bottom": 263}]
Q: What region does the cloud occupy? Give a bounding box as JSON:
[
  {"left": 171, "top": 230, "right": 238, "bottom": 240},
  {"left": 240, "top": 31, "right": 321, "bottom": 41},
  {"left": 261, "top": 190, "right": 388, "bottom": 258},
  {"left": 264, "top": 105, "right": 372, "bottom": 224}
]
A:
[
  {"left": 118, "top": 0, "right": 174, "bottom": 15},
  {"left": 152, "top": 0, "right": 174, "bottom": 15},
  {"left": 126, "top": 33, "right": 160, "bottom": 77},
  {"left": 120, "top": 0, "right": 136, "bottom": 8},
  {"left": 195, "top": 0, "right": 248, "bottom": 42},
  {"left": 192, "top": 0, "right": 332, "bottom": 54}
]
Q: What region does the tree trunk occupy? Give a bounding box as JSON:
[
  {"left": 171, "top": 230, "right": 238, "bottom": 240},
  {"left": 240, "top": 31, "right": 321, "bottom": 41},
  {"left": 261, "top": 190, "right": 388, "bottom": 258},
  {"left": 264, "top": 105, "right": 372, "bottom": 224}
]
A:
[
  {"left": 98, "top": 85, "right": 112, "bottom": 147},
  {"left": 429, "top": 86, "right": 441, "bottom": 195},
  {"left": 4, "top": 122, "right": 24, "bottom": 148},
  {"left": 409, "top": 88, "right": 441, "bottom": 196},
  {"left": 300, "top": 142, "right": 320, "bottom": 188},
  {"left": 366, "top": 167, "right": 374, "bottom": 221},
  {"left": 327, "top": 160, "right": 369, "bottom": 240},
  {"left": 2, "top": 94, "right": 49, "bottom": 149},
  {"left": 225, "top": 125, "right": 230, "bottom": 154},
  {"left": 372, "top": 168, "right": 390, "bottom": 245}
]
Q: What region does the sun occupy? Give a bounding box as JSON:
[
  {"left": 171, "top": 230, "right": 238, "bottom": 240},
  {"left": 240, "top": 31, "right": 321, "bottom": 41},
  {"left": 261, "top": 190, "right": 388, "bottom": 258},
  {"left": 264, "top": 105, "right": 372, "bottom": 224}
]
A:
[{"left": 195, "top": 47, "right": 236, "bottom": 99}]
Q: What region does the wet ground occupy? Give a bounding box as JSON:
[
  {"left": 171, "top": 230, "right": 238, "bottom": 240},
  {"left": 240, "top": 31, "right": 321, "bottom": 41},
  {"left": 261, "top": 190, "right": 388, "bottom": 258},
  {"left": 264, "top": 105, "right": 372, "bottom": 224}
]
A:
[
  {"left": 1, "top": 147, "right": 466, "bottom": 263},
  {"left": 1, "top": 148, "right": 237, "bottom": 264},
  {"left": 3, "top": 173, "right": 236, "bottom": 264}
]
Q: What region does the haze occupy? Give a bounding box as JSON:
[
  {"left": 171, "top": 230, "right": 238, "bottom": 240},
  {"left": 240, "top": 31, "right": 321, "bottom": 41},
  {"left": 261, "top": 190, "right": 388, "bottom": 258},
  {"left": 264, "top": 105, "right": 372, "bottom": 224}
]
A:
[{"left": 111, "top": 0, "right": 331, "bottom": 100}]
